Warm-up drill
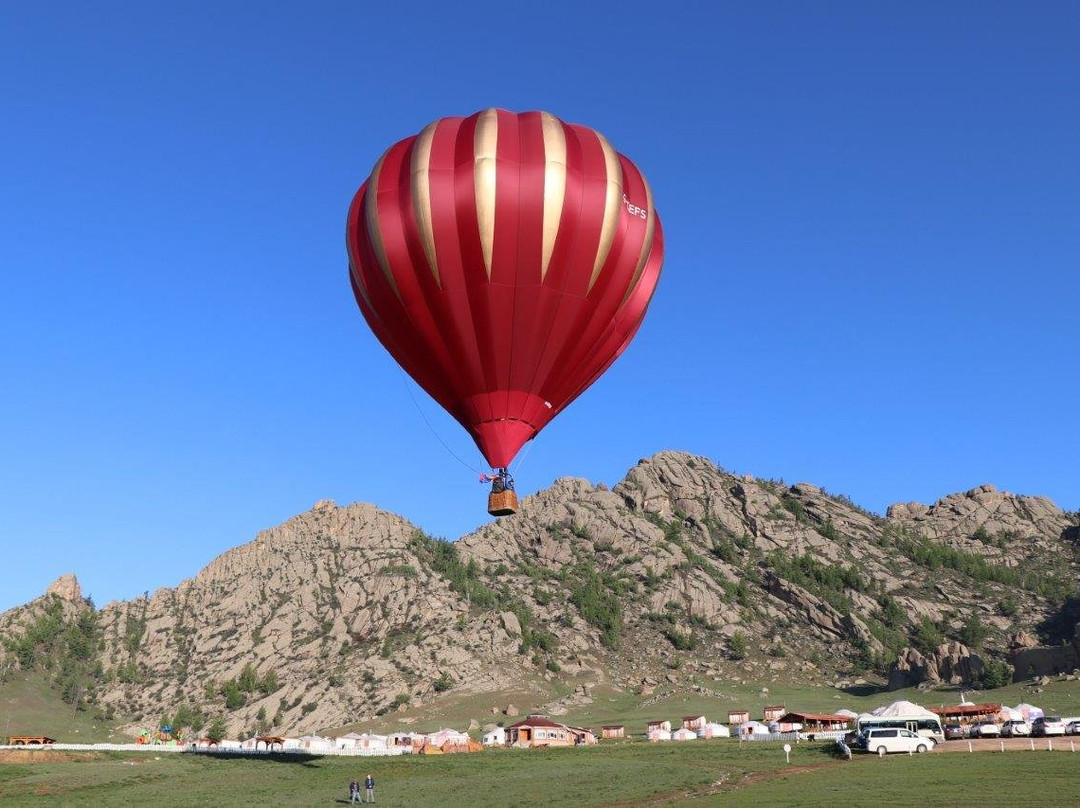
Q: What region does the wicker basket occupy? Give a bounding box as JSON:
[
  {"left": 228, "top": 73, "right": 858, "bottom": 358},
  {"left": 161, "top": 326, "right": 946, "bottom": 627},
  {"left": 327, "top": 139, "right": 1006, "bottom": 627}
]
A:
[{"left": 487, "top": 489, "right": 519, "bottom": 516}]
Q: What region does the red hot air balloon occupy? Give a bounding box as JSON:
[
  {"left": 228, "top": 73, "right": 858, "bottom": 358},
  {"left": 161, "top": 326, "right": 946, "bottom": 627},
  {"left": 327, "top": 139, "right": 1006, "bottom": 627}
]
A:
[{"left": 346, "top": 109, "right": 663, "bottom": 511}]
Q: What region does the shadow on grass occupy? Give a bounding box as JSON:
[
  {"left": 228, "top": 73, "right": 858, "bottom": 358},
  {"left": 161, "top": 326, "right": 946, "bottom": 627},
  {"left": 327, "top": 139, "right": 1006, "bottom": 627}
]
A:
[
  {"left": 840, "top": 683, "right": 887, "bottom": 698},
  {"left": 195, "top": 751, "right": 324, "bottom": 767}
]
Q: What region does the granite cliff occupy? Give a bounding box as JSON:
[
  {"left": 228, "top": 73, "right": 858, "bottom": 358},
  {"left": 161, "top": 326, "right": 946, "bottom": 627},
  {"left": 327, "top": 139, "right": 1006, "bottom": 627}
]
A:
[{"left": 2, "top": 451, "right": 1078, "bottom": 736}]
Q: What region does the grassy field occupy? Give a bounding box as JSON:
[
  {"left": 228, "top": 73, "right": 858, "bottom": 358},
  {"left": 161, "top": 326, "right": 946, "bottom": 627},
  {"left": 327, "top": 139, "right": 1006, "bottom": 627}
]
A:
[
  {"left": 1, "top": 741, "right": 1078, "bottom": 807},
  {"left": 718, "top": 750, "right": 1080, "bottom": 807},
  {"left": 4, "top": 672, "right": 1078, "bottom": 806},
  {"left": 0, "top": 675, "right": 124, "bottom": 744}
]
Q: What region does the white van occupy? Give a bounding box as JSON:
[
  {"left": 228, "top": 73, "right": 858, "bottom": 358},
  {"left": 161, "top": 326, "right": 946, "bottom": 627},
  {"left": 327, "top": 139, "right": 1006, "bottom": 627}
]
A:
[{"left": 861, "top": 728, "right": 935, "bottom": 756}]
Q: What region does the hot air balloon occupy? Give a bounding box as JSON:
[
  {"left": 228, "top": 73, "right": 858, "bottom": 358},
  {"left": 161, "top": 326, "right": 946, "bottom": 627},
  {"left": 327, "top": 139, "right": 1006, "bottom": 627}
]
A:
[{"left": 346, "top": 108, "right": 664, "bottom": 515}]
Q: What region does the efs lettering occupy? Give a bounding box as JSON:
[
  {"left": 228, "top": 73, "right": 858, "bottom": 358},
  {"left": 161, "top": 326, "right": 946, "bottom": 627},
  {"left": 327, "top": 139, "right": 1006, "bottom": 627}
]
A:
[{"left": 622, "top": 194, "right": 647, "bottom": 220}]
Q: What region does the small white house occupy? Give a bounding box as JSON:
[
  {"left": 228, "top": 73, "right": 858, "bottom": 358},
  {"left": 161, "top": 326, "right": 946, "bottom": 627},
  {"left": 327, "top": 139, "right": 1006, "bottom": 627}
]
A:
[
  {"left": 482, "top": 727, "right": 506, "bottom": 746},
  {"left": 737, "top": 721, "right": 770, "bottom": 737}
]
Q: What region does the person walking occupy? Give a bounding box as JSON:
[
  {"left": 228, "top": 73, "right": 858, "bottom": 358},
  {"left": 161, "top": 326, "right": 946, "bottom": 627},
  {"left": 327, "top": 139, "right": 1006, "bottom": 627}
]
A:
[
  {"left": 364, "top": 773, "right": 376, "bottom": 803},
  {"left": 349, "top": 778, "right": 361, "bottom": 804}
]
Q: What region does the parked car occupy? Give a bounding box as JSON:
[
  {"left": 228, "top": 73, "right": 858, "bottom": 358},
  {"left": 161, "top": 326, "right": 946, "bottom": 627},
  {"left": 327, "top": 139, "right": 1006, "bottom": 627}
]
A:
[
  {"left": 1032, "top": 716, "right": 1067, "bottom": 737},
  {"left": 1001, "top": 720, "right": 1031, "bottom": 737},
  {"left": 943, "top": 724, "right": 965, "bottom": 740},
  {"left": 860, "top": 728, "right": 935, "bottom": 755},
  {"left": 970, "top": 721, "right": 1000, "bottom": 738},
  {"left": 1065, "top": 720, "right": 1080, "bottom": 736}
]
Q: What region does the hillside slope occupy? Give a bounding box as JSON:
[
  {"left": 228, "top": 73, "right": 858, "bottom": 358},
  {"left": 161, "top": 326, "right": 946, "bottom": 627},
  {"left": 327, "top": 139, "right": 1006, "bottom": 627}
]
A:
[{"left": 2, "top": 452, "right": 1077, "bottom": 736}]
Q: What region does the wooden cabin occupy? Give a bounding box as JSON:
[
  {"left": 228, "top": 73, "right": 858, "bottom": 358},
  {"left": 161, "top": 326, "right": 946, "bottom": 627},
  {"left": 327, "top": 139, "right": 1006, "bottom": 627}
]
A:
[
  {"left": 567, "top": 726, "right": 598, "bottom": 746},
  {"left": 601, "top": 725, "right": 626, "bottom": 740},
  {"left": 762, "top": 705, "right": 786, "bottom": 722},
  {"left": 681, "top": 715, "right": 707, "bottom": 731},
  {"left": 727, "top": 710, "right": 750, "bottom": 726}
]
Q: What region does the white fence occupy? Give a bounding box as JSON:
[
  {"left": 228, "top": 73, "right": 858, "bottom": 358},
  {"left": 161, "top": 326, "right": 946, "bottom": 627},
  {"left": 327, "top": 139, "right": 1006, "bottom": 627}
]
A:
[
  {"left": 0, "top": 743, "right": 184, "bottom": 753},
  {"left": 0, "top": 742, "right": 413, "bottom": 757},
  {"left": 738, "top": 731, "right": 848, "bottom": 743},
  {"left": 191, "top": 745, "right": 412, "bottom": 757}
]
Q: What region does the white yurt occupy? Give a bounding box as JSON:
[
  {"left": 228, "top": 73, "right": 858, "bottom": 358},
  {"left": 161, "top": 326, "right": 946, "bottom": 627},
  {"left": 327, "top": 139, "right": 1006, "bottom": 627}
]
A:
[
  {"left": 427, "top": 728, "right": 470, "bottom": 747},
  {"left": 995, "top": 706, "right": 1024, "bottom": 723},
  {"left": 698, "top": 722, "right": 731, "bottom": 739},
  {"left": 671, "top": 727, "right": 697, "bottom": 741},
  {"left": 299, "top": 735, "right": 334, "bottom": 752},
  {"left": 336, "top": 732, "right": 364, "bottom": 749},
  {"left": 482, "top": 726, "right": 506, "bottom": 746},
  {"left": 1015, "top": 703, "right": 1044, "bottom": 722},
  {"left": 647, "top": 729, "right": 673, "bottom": 742}
]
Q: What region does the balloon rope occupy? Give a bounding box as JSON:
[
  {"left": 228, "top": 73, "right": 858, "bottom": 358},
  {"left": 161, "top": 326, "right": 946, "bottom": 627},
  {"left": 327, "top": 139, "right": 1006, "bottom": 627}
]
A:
[
  {"left": 511, "top": 437, "right": 534, "bottom": 477},
  {"left": 397, "top": 370, "right": 485, "bottom": 474}
]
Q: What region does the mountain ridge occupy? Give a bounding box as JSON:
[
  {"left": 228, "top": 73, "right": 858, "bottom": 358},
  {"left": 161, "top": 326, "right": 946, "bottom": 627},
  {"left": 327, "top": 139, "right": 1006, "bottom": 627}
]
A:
[{"left": 2, "top": 450, "right": 1078, "bottom": 737}]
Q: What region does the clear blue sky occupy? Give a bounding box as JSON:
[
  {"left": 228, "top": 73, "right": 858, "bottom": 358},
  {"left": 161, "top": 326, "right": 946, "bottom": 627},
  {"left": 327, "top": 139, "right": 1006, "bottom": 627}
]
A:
[{"left": 2, "top": 2, "right": 1077, "bottom": 612}]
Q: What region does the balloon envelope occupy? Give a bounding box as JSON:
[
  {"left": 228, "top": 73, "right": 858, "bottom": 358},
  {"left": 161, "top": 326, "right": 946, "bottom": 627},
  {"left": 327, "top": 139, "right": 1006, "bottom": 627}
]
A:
[{"left": 346, "top": 108, "right": 664, "bottom": 467}]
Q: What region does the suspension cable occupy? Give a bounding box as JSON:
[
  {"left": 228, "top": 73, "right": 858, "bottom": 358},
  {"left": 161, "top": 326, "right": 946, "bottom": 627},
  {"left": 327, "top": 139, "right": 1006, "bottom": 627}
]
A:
[{"left": 397, "top": 370, "right": 485, "bottom": 475}]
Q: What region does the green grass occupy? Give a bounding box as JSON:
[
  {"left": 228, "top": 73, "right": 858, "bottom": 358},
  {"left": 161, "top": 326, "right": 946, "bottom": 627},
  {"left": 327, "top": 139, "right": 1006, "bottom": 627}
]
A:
[
  {"left": 0, "top": 674, "right": 124, "bottom": 744},
  {"left": 1, "top": 742, "right": 1078, "bottom": 807},
  {"left": 0, "top": 743, "right": 793, "bottom": 807},
  {"left": 715, "top": 751, "right": 1080, "bottom": 807}
]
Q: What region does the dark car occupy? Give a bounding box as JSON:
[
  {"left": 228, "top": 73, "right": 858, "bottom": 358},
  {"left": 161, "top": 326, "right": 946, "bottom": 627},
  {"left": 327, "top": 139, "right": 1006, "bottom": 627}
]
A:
[{"left": 943, "top": 724, "right": 965, "bottom": 740}]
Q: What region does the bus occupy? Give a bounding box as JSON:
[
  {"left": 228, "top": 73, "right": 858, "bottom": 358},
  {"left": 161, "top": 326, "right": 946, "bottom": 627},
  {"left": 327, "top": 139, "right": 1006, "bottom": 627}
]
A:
[{"left": 855, "top": 713, "right": 944, "bottom": 743}]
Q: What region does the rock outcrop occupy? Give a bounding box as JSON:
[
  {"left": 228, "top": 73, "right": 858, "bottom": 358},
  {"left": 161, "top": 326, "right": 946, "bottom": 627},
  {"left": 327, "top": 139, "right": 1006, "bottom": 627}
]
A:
[
  {"left": 2, "top": 451, "right": 1078, "bottom": 734},
  {"left": 887, "top": 643, "right": 985, "bottom": 690},
  {"left": 45, "top": 573, "right": 82, "bottom": 604},
  {"left": 886, "top": 484, "right": 1075, "bottom": 567}
]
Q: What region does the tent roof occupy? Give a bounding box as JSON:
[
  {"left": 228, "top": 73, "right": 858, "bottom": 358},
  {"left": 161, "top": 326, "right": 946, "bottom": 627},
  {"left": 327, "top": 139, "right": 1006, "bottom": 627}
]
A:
[
  {"left": 871, "top": 700, "right": 938, "bottom": 719},
  {"left": 507, "top": 715, "right": 566, "bottom": 730},
  {"left": 929, "top": 703, "right": 1000, "bottom": 717},
  {"left": 778, "top": 712, "right": 851, "bottom": 723}
]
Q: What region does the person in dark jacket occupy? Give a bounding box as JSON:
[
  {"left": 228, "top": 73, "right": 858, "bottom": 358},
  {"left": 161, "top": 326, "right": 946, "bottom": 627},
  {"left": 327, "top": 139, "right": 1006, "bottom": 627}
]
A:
[
  {"left": 349, "top": 779, "right": 361, "bottom": 803},
  {"left": 364, "top": 773, "right": 376, "bottom": 803}
]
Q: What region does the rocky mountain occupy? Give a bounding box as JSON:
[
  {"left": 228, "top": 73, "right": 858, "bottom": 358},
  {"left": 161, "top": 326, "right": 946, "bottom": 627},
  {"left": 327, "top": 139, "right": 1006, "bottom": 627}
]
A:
[{"left": 2, "top": 451, "right": 1078, "bottom": 737}]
